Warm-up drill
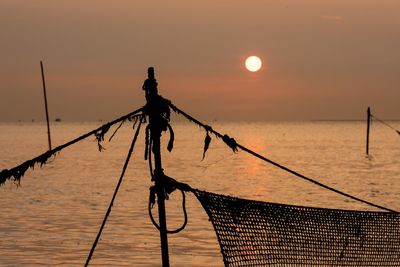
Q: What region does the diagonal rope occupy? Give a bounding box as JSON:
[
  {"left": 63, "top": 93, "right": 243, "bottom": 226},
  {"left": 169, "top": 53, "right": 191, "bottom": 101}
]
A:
[
  {"left": 0, "top": 107, "right": 144, "bottom": 186},
  {"left": 165, "top": 98, "right": 398, "bottom": 213},
  {"left": 371, "top": 114, "right": 400, "bottom": 135},
  {"left": 84, "top": 116, "right": 143, "bottom": 267}
]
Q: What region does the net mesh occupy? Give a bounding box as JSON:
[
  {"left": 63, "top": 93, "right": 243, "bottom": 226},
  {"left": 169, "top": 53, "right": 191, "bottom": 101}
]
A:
[{"left": 193, "top": 189, "right": 400, "bottom": 267}]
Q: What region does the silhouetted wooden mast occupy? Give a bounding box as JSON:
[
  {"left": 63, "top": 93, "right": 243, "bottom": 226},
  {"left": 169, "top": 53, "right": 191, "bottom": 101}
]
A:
[
  {"left": 40, "top": 60, "right": 52, "bottom": 150},
  {"left": 144, "top": 67, "right": 170, "bottom": 267}
]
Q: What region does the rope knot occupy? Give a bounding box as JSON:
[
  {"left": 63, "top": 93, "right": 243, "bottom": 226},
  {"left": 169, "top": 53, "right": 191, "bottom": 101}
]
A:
[{"left": 148, "top": 175, "right": 190, "bottom": 234}]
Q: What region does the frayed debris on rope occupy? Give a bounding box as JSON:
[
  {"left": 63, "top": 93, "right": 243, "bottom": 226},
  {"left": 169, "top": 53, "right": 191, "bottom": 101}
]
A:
[
  {"left": 0, "top": 107, "right": 144, "bottom": 186},
  {"left": 202, "top": 132, "right": 212, "bottom": 160},
  {"left": 94, "top": 125, "right": 110, "bottom": 152},
  {"left": 165, "top": 98, "right": 237, "bottom": 156}
]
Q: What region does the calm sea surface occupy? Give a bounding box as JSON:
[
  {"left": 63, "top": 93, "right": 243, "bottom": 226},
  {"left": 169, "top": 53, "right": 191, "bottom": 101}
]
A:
[{"left": 1, "top": 120, "right": 399, "bottom": 266}]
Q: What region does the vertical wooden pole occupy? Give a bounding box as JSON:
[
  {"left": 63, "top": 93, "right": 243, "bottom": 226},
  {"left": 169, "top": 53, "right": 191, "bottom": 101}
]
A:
[
  {"left": 144, "top": 67, "right": 170, "bottom": 267},
  {"left": 366, "top": 107, "right": 371, "bottom": 155},
  {"left": 40, "top": 61, "right": 52, "bottom": 150}
]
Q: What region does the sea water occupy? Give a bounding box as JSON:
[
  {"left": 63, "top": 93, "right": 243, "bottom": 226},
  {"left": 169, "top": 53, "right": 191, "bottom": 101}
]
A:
[{"left": 0, "top": 119, "right": 399, "bottom": 266}]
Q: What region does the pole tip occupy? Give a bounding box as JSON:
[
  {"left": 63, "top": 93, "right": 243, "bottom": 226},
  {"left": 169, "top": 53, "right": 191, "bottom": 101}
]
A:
[{"left": 148, "top": 67, "right": 155, "bottom": 79}]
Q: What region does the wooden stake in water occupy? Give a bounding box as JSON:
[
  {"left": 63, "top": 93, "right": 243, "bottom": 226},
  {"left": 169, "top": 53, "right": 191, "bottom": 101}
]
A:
[
  {"left": 366, "top": 107, "right": 371, "bottom": 155},
  {"left": 40, "top": 61, "right": 52, "bottom": 150}
]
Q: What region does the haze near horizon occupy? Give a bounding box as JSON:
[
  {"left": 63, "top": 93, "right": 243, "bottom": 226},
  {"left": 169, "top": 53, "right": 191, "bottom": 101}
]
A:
[{"left": 1, "top": 0, "right": 399, "bottom": 122}]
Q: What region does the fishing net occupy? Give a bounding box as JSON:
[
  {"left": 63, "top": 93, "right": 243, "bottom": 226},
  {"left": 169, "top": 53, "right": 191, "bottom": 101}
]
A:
[{"left": 193, "top": 189, "right": 400, "bottom": 267}]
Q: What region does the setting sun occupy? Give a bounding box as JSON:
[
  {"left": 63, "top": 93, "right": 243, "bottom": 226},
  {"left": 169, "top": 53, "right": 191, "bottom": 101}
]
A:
[{"left": 245, "top": 56, "right": 262, "bottom": 72}]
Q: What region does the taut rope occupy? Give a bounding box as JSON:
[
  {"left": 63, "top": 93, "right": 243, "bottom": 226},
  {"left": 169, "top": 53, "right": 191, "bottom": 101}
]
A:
[
  {"left": 0, "top": 107, "right": 144, "bottom": 186},
  {"left": 84, "top": 115, "right": 143, "bottom": 266},
  {"left": 371, "top": 114, "right": 400, "bottom": 136},
  {"left": 165, "top": 98, "right": 398, "bottom": 213}
]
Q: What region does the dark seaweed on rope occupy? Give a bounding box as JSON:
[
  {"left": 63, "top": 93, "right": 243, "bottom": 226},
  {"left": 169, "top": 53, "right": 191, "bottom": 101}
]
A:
[
  {"left": 202, "top": 132, "right": 212, "bottom": 160},
  {"left": 0, "top": 107, "right": 144, "bottom": 186},
  {"left": 222, "top": 134, "right": 238, "bottom": 153},
  {"left": 95, "top": 125, "right": 110, "bottom": 151},
  {"left": 0, "top": 150, "right": 56, "bottom": 186},
  {"left": 167, "top": 124, "right": 174, "bottom": 152}
]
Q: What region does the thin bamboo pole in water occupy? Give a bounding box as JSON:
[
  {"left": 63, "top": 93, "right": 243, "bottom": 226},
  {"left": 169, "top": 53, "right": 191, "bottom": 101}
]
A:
[
  {"left": 40, "top": 61, "right": 52, "bottom": 150},
  {"left": 366, "top": 107, "right": 371, "bottom": 155}
]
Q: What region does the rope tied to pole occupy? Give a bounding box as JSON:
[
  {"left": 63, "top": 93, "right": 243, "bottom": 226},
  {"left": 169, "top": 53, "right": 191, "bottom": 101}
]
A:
[
  {"left": 371, "top": 114, "right": 400, "bottom": 136},
  {"left": 164, "top": 97, "right": 398, "bottom": 213},
  {"left": 148, "top": 176, "right": 191, "bottom": 234}
]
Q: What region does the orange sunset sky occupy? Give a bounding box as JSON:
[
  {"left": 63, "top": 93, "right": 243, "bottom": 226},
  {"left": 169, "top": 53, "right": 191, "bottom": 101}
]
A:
[{"left": 1, "top": 0, "right": 399, "bottom": 121}]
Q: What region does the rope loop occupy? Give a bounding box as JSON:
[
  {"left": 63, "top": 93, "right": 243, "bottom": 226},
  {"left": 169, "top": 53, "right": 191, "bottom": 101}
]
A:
[{"left": 148, "top": 186, "right": 189, "bottom": 234}]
